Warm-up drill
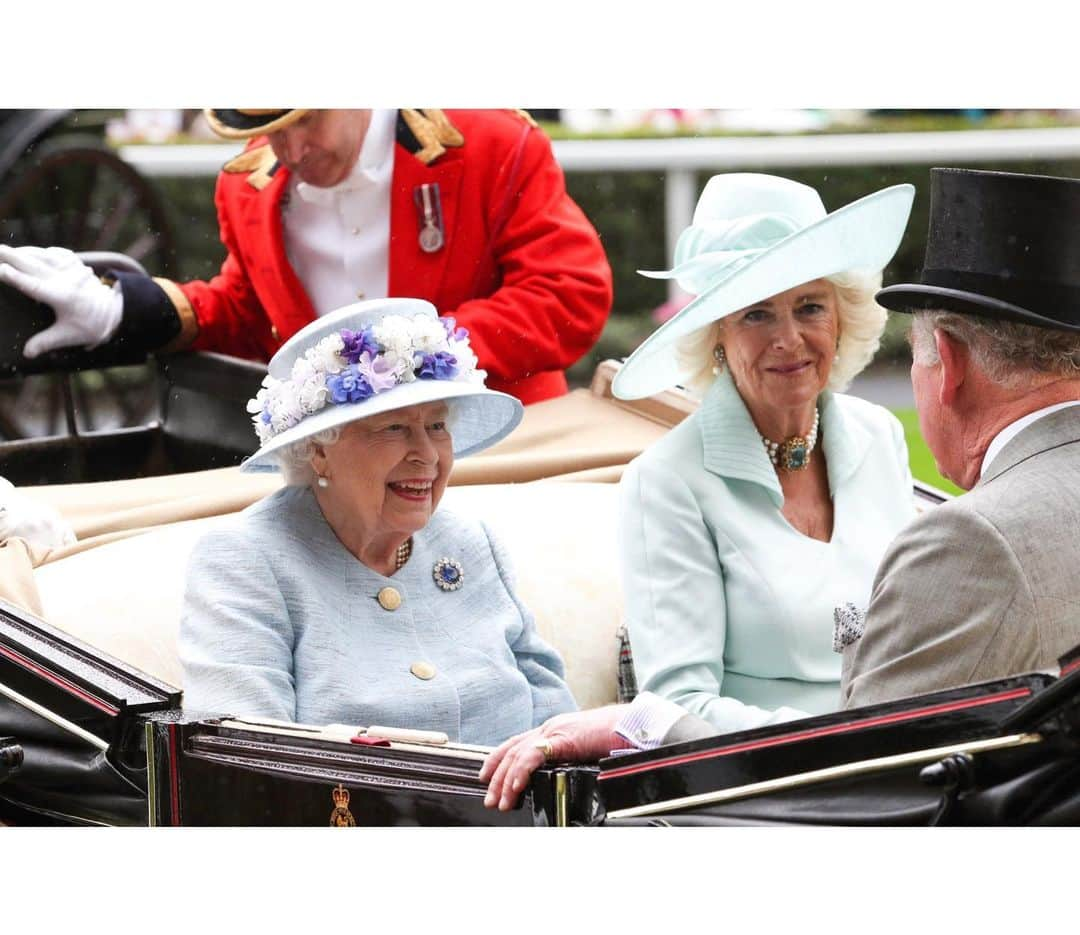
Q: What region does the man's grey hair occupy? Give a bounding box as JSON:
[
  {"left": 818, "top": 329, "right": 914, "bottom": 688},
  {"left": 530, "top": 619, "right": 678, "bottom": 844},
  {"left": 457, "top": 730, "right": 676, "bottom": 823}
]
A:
[
  {"left": 275, "top": 426, "right": 344, "bottom": 486},
  {"left": 677, "top": 269, "right": 886, "bottom": 397},
  {"left": 910, "top": 310, "right": 1080, "bottom": 388}
]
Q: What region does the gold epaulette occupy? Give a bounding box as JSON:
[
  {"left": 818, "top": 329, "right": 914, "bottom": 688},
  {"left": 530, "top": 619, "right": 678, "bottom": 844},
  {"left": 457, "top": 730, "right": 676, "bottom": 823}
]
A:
[
  {"left": 398, "top": 109, "right": 465, "bottom": 165},
  {"left": 222, "top": 143, "right": 279, "bottom": 191},
  {"left": 513, "top": 109, "right": 539, "bottom": 128}
]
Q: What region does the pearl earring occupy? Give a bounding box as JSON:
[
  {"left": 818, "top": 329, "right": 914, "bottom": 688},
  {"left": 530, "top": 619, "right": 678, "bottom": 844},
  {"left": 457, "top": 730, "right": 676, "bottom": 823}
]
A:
[
  {"left": 712, "top": 344, "right": 726, "bottom": 375},
  {"left": 316, "top": 475, "right": 329, "bottom": 489}
]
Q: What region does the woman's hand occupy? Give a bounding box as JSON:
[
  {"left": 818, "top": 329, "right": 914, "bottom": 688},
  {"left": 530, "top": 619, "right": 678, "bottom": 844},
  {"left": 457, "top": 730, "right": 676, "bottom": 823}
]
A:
[{"left": 479, "top": 705, "right": 626, "bottom": 811}]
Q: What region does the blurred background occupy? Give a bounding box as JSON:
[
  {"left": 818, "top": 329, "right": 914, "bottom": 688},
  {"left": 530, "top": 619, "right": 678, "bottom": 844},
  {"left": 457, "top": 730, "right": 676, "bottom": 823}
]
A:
[{"left": 8, "top": 107, "right": 1080, "bottom": 491}]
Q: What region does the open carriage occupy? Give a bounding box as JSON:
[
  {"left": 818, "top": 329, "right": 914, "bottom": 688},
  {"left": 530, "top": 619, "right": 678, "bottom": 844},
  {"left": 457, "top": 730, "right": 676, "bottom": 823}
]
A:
[
  {"left": 2, "top": 221, "right": 1078, "bottom": 825},
  {"left": 3, "top": 314, "right": 1078, "bottom": 825}
]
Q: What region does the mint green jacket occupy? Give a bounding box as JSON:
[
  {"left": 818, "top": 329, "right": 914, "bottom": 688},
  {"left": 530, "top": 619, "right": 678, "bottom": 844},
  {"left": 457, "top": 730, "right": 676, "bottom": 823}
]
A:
[{"left": 619, "top": 370, "right": 915, "bottom": 734}]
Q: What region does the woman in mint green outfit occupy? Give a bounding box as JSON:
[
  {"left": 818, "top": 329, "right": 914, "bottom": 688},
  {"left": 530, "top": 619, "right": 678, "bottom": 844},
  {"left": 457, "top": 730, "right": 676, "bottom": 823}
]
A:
[
  {"left": 480, "top": 175, "right": 921, "bottom": 809},
  {"left": 610, "top": 173, "right": 918, "bottom": 735}
]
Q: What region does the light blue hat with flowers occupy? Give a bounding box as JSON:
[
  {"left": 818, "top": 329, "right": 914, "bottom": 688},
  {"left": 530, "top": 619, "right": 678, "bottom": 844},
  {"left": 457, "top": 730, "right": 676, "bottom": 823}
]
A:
[
  {"left": 241, "top": 298, "right": 523, "bottom": 472},
  {"left": 612, "top": 173, "right": 915, "bottom": 400}
]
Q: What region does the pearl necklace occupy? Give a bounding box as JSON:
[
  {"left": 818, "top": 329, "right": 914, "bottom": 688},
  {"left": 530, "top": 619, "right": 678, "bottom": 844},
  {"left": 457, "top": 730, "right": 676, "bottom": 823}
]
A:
[
  {"left": 395, "top": 537, "right": 413, "bottom": 571},
  {"left": 761, "top": 407, "right": 820, "bottom": 472}
]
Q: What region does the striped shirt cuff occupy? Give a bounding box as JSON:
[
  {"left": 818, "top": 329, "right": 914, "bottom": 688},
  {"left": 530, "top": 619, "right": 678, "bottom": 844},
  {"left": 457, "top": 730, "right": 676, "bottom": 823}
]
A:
[{"left": 613, "top": 691, "right": 687, "bottom": 753}]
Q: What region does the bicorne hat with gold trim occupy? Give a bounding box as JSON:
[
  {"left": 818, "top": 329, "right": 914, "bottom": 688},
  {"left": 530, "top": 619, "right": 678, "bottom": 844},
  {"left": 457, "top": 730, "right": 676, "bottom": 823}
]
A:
[{"left": 204, "top": 109, "right": 309, "bottom": 140}]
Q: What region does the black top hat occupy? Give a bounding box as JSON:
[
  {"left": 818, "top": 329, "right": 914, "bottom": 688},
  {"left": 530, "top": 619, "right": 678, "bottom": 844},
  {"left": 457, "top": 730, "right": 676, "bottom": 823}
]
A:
[{"left": 877, "top": 168, "right": 1080, "bottom": 333}]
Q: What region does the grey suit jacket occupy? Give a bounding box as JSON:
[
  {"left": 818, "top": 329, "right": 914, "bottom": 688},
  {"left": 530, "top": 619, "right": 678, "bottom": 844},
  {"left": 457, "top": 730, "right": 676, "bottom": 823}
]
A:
[{"left": 841, "top": 406, "right": 1080, "bottom": 708}]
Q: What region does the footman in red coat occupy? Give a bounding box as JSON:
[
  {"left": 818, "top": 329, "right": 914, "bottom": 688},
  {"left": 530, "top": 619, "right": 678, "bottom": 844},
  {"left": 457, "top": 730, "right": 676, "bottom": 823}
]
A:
[{"left": 0, "top": 109, "right": 613, "bottom": 405}]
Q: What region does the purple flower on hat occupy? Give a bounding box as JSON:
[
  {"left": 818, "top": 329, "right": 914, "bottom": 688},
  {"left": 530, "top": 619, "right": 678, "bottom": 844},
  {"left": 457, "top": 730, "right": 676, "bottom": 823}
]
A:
[
  {"left": 416, "top": 351, "right": 459, "bottom": 380},
  {"left": 339, "top": 327, "right": 381, "bottom": 364},
  {"left": 260, "top": 408, "right": 272, "bottom": 424},
  {"left": 327, "top": 365, "right": 375, "bottom": 404},
  {"left": 354, "top": 350, "right": 398, "bottom": 393},
  {"left": 441, "top": 316, "right": 469, "bottom": 343}
]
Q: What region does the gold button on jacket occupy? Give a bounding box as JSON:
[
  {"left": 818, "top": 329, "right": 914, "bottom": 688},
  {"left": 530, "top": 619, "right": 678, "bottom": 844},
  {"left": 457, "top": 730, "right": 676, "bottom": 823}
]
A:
[
  {"left": 410, "top": 661, "right": 436, "bottom": 680},
  {"left": 377, "top": 587, "right": 402, "bottom": 611}
]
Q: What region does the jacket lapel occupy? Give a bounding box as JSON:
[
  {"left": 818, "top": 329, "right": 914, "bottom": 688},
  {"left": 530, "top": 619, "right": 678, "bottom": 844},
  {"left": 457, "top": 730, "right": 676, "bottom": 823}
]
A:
[
  {"left": 698, "top": 370, "right": 872, "bottom": 507},
  {"left": 699, "top": 371, "right": 785, "bottom": 506}
]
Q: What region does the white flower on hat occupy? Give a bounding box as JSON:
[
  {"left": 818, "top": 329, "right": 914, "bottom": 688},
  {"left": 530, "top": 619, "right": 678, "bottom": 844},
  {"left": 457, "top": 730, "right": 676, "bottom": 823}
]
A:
[
  {"left": 305, "top": 333, "right": 346, "bottom": 375},
  {"left": 410, "top": 314, "right": 451, "bottom": 354},
  {"left": 289, "top": 356, "right": 331, "bottom": 414},
  {"left": 381, "top": 348, "right": 417, "bottom": 383},
  {"left": 296, "top": 372, "right": 330, "bottom": 414},
  {"left": 269, "top": 381, "right": 304, "bottom": 434},
  {"left": 246, "top": 376, "right": 273, "bottom": 416},
  {"left": 449, "top": 341, "right": 479, "bottom": 376},
  {"left": 372, "top": 315, "right": 417, "bottom": 360}
]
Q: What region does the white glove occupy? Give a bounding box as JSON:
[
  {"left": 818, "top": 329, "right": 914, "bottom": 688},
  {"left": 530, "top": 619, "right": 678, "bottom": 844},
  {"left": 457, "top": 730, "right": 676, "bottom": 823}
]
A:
[
  {"left": 0, "top": 245, "right": 124, "bottom": 358},
  {"left": 0, "top": 477, "right": 76, "bottom": 551}
]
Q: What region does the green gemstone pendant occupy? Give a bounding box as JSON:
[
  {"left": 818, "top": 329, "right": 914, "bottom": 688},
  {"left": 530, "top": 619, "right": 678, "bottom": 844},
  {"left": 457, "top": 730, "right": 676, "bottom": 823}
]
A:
[{"left": 779, "top": 437, "right": 810, "bottom": 471}]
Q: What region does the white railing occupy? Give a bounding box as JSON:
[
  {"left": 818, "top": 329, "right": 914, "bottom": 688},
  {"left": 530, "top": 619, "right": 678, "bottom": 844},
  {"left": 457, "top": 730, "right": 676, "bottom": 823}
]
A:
[{"left": 119, "top": 127, "right": 1080, "bottom": 299}]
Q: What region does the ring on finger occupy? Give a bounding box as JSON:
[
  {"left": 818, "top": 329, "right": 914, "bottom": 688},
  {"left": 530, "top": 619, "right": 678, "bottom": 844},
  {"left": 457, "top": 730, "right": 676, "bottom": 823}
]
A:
[{"left": 533, "top": 739, "right": 555, "bottom": 761}]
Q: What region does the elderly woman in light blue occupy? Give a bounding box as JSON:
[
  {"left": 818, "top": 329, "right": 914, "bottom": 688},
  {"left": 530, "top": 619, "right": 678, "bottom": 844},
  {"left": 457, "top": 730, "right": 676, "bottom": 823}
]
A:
[
  {"left": 178, "top": 298, "right": 576, "bottom": 746},
  {"left": 609, "top": 173, "right": 918, "bottom": 736}
]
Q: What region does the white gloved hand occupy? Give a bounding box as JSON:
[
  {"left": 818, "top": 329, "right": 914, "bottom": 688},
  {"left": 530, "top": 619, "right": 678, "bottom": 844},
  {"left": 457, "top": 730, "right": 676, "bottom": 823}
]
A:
[
  {"left": 0, "top": 245, "right": 124, "bottom": 358},
  {"left": 0, "top": 476, "right": 76, "bottom": 551}
]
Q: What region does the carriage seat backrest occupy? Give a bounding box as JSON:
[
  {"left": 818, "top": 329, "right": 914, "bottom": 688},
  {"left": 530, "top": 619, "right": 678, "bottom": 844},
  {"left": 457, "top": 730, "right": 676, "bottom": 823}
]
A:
[{"left": 31, "top": 482, "right": 625, "bottom": 713}]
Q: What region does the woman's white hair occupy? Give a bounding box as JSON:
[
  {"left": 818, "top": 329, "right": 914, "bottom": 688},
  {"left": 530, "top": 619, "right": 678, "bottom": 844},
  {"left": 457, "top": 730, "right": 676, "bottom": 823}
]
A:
[
  {"left": 676, "top": 269, "right": 886, "bottom": 397},
  {"left": 275, "top": 426, "right": 344, "bottom": 486}
]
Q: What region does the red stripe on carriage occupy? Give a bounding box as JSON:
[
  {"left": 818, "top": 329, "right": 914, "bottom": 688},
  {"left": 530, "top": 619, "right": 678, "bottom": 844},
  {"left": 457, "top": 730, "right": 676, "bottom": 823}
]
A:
[
  {"left": 169, "top": 723, "right": 181, "bottom": 827},
  {"left": 599, "top": 686, "right": 1033, "bottom": 781},
  {"left": 1061, "top": 658, "right": 1080, "bottom": 677},
  {"left": 0, "top": 644, "right": 119, "bottom": 715}
]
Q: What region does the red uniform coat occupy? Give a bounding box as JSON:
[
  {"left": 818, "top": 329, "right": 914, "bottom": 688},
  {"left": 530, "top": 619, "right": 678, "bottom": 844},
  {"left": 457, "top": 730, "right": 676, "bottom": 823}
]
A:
[{"left": 172, "top": 109, "right": 612, "bottom": 404}]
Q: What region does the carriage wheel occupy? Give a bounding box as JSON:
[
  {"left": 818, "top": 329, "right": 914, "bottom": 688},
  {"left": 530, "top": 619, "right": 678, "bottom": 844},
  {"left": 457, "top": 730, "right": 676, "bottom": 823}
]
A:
[
  {"left": 0, "top": 135, "right": 177, "bottom": 275},
  {"left": 0, "top": 136, "right": 178, "bottom": 443}
]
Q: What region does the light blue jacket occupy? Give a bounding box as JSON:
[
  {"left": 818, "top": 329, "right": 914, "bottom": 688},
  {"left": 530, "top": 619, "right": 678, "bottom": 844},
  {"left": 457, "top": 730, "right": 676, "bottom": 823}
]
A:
[
  {"left": 619, "top": 370, "right": 915, "bottom": 734},
  {"left": 179, "top": 486, "right": 576, "bottom": 745}
]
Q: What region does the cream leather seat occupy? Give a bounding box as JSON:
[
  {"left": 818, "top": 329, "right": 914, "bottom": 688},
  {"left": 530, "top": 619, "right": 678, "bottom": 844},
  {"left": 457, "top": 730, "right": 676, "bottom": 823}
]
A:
[{"left": 33, "top": 482, "right": 624, "bottom": 712}]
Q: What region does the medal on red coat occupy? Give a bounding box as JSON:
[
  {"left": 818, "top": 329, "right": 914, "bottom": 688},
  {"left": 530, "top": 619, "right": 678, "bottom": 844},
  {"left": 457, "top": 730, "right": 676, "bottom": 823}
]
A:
[{"left": 413, "top": 182, "right": 445, "bottom": 253}]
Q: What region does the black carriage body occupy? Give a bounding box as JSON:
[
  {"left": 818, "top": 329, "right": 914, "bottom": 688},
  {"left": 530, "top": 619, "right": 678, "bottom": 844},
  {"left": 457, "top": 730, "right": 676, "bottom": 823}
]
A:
[
  {"left": 0, "top": 598, "right": 179, "bottom": 825},
  {"left": 0, "top": 598, "right": 599, "bottom": 827},
  {"left": 146, "top": 718, "right": 599, "bottom": 828},
  {"left": 2, "top": 595, "right": 1078, "bottom": 827},
  {"left": 598, "top": 655, "right": 1080, "bottom": 826}
]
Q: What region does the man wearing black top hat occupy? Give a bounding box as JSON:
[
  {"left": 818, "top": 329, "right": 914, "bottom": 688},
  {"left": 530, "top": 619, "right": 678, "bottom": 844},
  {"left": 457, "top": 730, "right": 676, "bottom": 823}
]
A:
[{"left": 840, "top": 167, "right": 1080, "bottom": 707}]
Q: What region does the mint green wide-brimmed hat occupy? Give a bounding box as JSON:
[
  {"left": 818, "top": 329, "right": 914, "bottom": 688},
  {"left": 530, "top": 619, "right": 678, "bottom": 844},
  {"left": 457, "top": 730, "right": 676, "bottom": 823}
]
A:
[{"left": 612, "top": 173, "right": 915, "bottom": 400}]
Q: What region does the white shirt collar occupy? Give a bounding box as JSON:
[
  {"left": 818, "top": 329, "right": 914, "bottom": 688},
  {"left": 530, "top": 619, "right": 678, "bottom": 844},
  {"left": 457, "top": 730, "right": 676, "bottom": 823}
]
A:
[
  {"left": 294, "top": 109, "right": 396, "bottom": 204},
  {"left": 979, "top": 400, "right": 1080, "bottom": 480}
]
